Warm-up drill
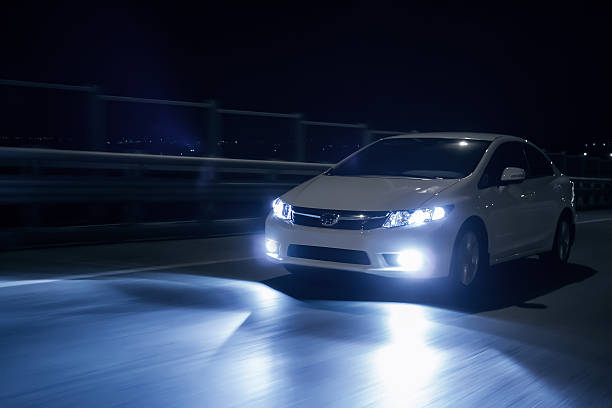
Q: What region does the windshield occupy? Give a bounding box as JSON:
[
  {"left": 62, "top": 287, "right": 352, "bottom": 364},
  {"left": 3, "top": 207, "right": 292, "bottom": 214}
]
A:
[{"left": 327, "top": 138, "right": 490, "bottom": 179}]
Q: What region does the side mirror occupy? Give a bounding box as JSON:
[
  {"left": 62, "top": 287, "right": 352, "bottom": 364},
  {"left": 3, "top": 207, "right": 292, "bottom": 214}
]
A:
[{"left": 500, "top": 167, "right": 525, "bottom": 184}]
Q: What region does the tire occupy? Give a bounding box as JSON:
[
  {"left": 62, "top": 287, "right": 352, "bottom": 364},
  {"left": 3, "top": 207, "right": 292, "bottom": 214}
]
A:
[
  {"left": 449, "top": 225, "right": 489, "bottom": 291},
  {"left": 541, "top": 216, "right": 572, "bottom": 265}
]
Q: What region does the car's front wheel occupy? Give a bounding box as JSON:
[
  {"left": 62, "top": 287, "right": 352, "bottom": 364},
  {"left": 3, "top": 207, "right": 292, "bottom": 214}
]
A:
[{"left": 450, "top": 225, "right": 488, "bottom": 290}]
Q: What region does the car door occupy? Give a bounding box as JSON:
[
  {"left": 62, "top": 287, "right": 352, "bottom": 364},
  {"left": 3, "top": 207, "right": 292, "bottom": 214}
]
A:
[
  {"left": 520, "top": 144, "right": 559, "bottom": 250},
  {"left": 478, "top": 142, "right": 531, "bottom": 260}
]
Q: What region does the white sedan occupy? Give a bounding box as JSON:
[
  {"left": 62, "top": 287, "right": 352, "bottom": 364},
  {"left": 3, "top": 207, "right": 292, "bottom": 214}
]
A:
[{"left": 265, "top": 133, "right": 575, "bottom": 289}]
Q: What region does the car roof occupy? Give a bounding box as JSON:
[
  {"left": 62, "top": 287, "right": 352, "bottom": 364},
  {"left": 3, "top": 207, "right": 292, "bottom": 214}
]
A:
[{"left": 385, "top": 132, "right": 525, "bottom": 143}]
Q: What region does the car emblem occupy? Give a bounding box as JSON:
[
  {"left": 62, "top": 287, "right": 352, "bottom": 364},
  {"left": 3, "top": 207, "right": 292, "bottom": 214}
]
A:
[{"left": 320, "top": 213, "right": 340, "bottom": 226}]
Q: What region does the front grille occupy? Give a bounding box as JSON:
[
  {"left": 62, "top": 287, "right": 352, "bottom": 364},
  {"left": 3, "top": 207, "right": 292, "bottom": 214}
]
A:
[
  {"left": 292, "top": 206, "right": 388, "bottom": 230},
  {"left": 287, "top": 244, "right": 371, "bottom": 265}
]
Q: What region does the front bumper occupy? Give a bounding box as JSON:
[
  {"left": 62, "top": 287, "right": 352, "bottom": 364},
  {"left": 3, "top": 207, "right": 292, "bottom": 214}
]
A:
[{"left": 264, "top": 214, "right": 459, "bottom": 279}]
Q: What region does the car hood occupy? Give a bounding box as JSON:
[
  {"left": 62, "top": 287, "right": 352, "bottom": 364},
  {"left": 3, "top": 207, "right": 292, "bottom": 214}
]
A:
[{"left": 283, "top": 175, "right": 459, "bottom": 211}]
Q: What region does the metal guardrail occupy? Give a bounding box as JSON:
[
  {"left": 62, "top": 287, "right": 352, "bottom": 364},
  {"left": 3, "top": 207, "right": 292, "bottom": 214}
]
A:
[
  {"left": 0, "top": 78, "right": 409, "bottom": 161},
  {"left": 0, "top": 146, "right": 329, "bottom": 172},
  {"left": 0, "top": 147, "right": 610, "bottom": 249},
  {"left": 0, "top": 147, "right": 330, "bottom": 229},
  {"left": 2, "top": 147, "right": 611, "bottom": 221},
  {"left": 548, "top": 153, "right": 612, "bottom": 179},
  {"left": 3, "top": 79, "right": 612, "bottom": 175},
  {"left": 571, "top": 177, "right": 612, "bottom": 209},
  {"left": 3, "top": 79, "right": 610, "bottom": 248}
]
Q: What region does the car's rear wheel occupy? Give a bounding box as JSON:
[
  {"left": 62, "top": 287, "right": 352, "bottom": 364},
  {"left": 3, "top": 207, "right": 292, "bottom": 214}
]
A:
[
  {"left": 541, "top": 216, "right": 572, "bottom": 265},
  {"left": 450, "top": 225, "right": 488, "bottom": 291}
]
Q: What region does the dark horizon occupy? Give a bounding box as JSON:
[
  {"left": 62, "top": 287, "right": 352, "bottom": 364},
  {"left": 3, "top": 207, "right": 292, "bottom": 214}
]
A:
[{"left": 2, "top": 2, "right": 611, "bottom": 154}]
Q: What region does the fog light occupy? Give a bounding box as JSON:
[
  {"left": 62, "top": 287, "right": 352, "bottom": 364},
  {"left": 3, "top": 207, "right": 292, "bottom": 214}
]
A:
[
  {"left": 396, "top": 249, "right": 424, "bottom": 271},
  {"left": 265, "top": 238, "right": 280, "bottom": 255}
]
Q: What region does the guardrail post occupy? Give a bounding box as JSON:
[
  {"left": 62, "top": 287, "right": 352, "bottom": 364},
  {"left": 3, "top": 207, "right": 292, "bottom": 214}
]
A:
[
  {"left": 88, "top": 86, "right": 106, "bottom": 151},
  {"left": 207, "top": 100, "right": 219, "bottom": 157},
  {"left": 295, "top": 114, "right": 305, "bottom": 162}
]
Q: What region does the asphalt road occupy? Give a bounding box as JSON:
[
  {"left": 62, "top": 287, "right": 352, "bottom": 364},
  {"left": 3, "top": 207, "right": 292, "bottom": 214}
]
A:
[{"left": 1, "top": 211, "right": 611, "bottom": 407}]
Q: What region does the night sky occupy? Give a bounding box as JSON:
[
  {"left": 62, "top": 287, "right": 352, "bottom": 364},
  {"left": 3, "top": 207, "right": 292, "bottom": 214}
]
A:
[{"left": 2, "top": 2, "right": 611, "bottom": 152}]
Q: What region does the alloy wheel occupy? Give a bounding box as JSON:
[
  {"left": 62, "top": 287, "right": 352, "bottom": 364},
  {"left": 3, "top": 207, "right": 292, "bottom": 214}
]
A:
[
  {"left": 458, "top": 231, "right": 480, "bottom": 286},
  {"left": 558, "top": 220, "right": 571, "bottom": 261}
]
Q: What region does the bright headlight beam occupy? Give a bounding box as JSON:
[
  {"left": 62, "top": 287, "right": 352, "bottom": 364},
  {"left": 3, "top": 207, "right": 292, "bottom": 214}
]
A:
[
  {"left": 265, "top": 238, "right": 279, "bottom": 254},
  {"left": 408, "top": 209, "right": 429, "bottom": 226},
  {"left": 272, "top": 198, "right": 292, "bottom": 220},
  {"left": 432, "top": 207, "right": 445, "bottom": 220},
  {"left": 383, "top": 206, "right": 449, "bottom": 228},
  {"left": 397, "top": 250, "right": 424, "bottom": 271}
]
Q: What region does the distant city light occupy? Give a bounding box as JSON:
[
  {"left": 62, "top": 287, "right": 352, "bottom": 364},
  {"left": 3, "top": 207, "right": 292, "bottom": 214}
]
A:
[{"left": 583, "top": 152, "right": 588, "bottom": 156}]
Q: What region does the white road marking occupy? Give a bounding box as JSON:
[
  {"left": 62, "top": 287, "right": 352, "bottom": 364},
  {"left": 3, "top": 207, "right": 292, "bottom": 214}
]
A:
[
  {"left": 0, "top": 256, "right": 256, "bottom": 288},
  {"left": 576, "top": 218, "right": 612, "bottom": 225}
]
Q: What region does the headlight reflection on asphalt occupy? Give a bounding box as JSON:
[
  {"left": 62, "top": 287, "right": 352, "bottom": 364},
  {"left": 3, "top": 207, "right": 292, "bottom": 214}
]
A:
[
  {"left": 373, "top": 305, "right": 442, "bottom": 406},
  {"left": 251, "top": 282, "right": 283, "bottom": 305}
]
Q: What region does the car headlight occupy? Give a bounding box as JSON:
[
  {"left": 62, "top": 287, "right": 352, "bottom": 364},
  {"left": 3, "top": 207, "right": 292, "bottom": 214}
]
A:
[
  {"left": 383, "top": 206, "right": 451, "bottom": 228},
  {"left": 272, "top": 198, "right": 293, "bottom": 221}
]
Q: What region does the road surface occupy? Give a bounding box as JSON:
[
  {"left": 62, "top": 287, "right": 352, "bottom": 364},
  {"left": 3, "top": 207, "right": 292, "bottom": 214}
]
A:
[{"left": 1, "top": 211, "right": 612, "bottom": 407}]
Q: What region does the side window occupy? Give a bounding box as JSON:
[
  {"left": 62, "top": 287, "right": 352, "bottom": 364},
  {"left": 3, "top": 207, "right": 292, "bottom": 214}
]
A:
[
  {"left": 478, "top": 142, "right": 528, "bottom": 189},
  {"left": 524, "top": 145, "right": 554, "bottom": 178}
]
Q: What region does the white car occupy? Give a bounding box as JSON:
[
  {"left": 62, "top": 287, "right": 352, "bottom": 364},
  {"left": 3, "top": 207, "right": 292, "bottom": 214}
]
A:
[{"left": 265, "top": 133, "right": 575, "bottom": 289}]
